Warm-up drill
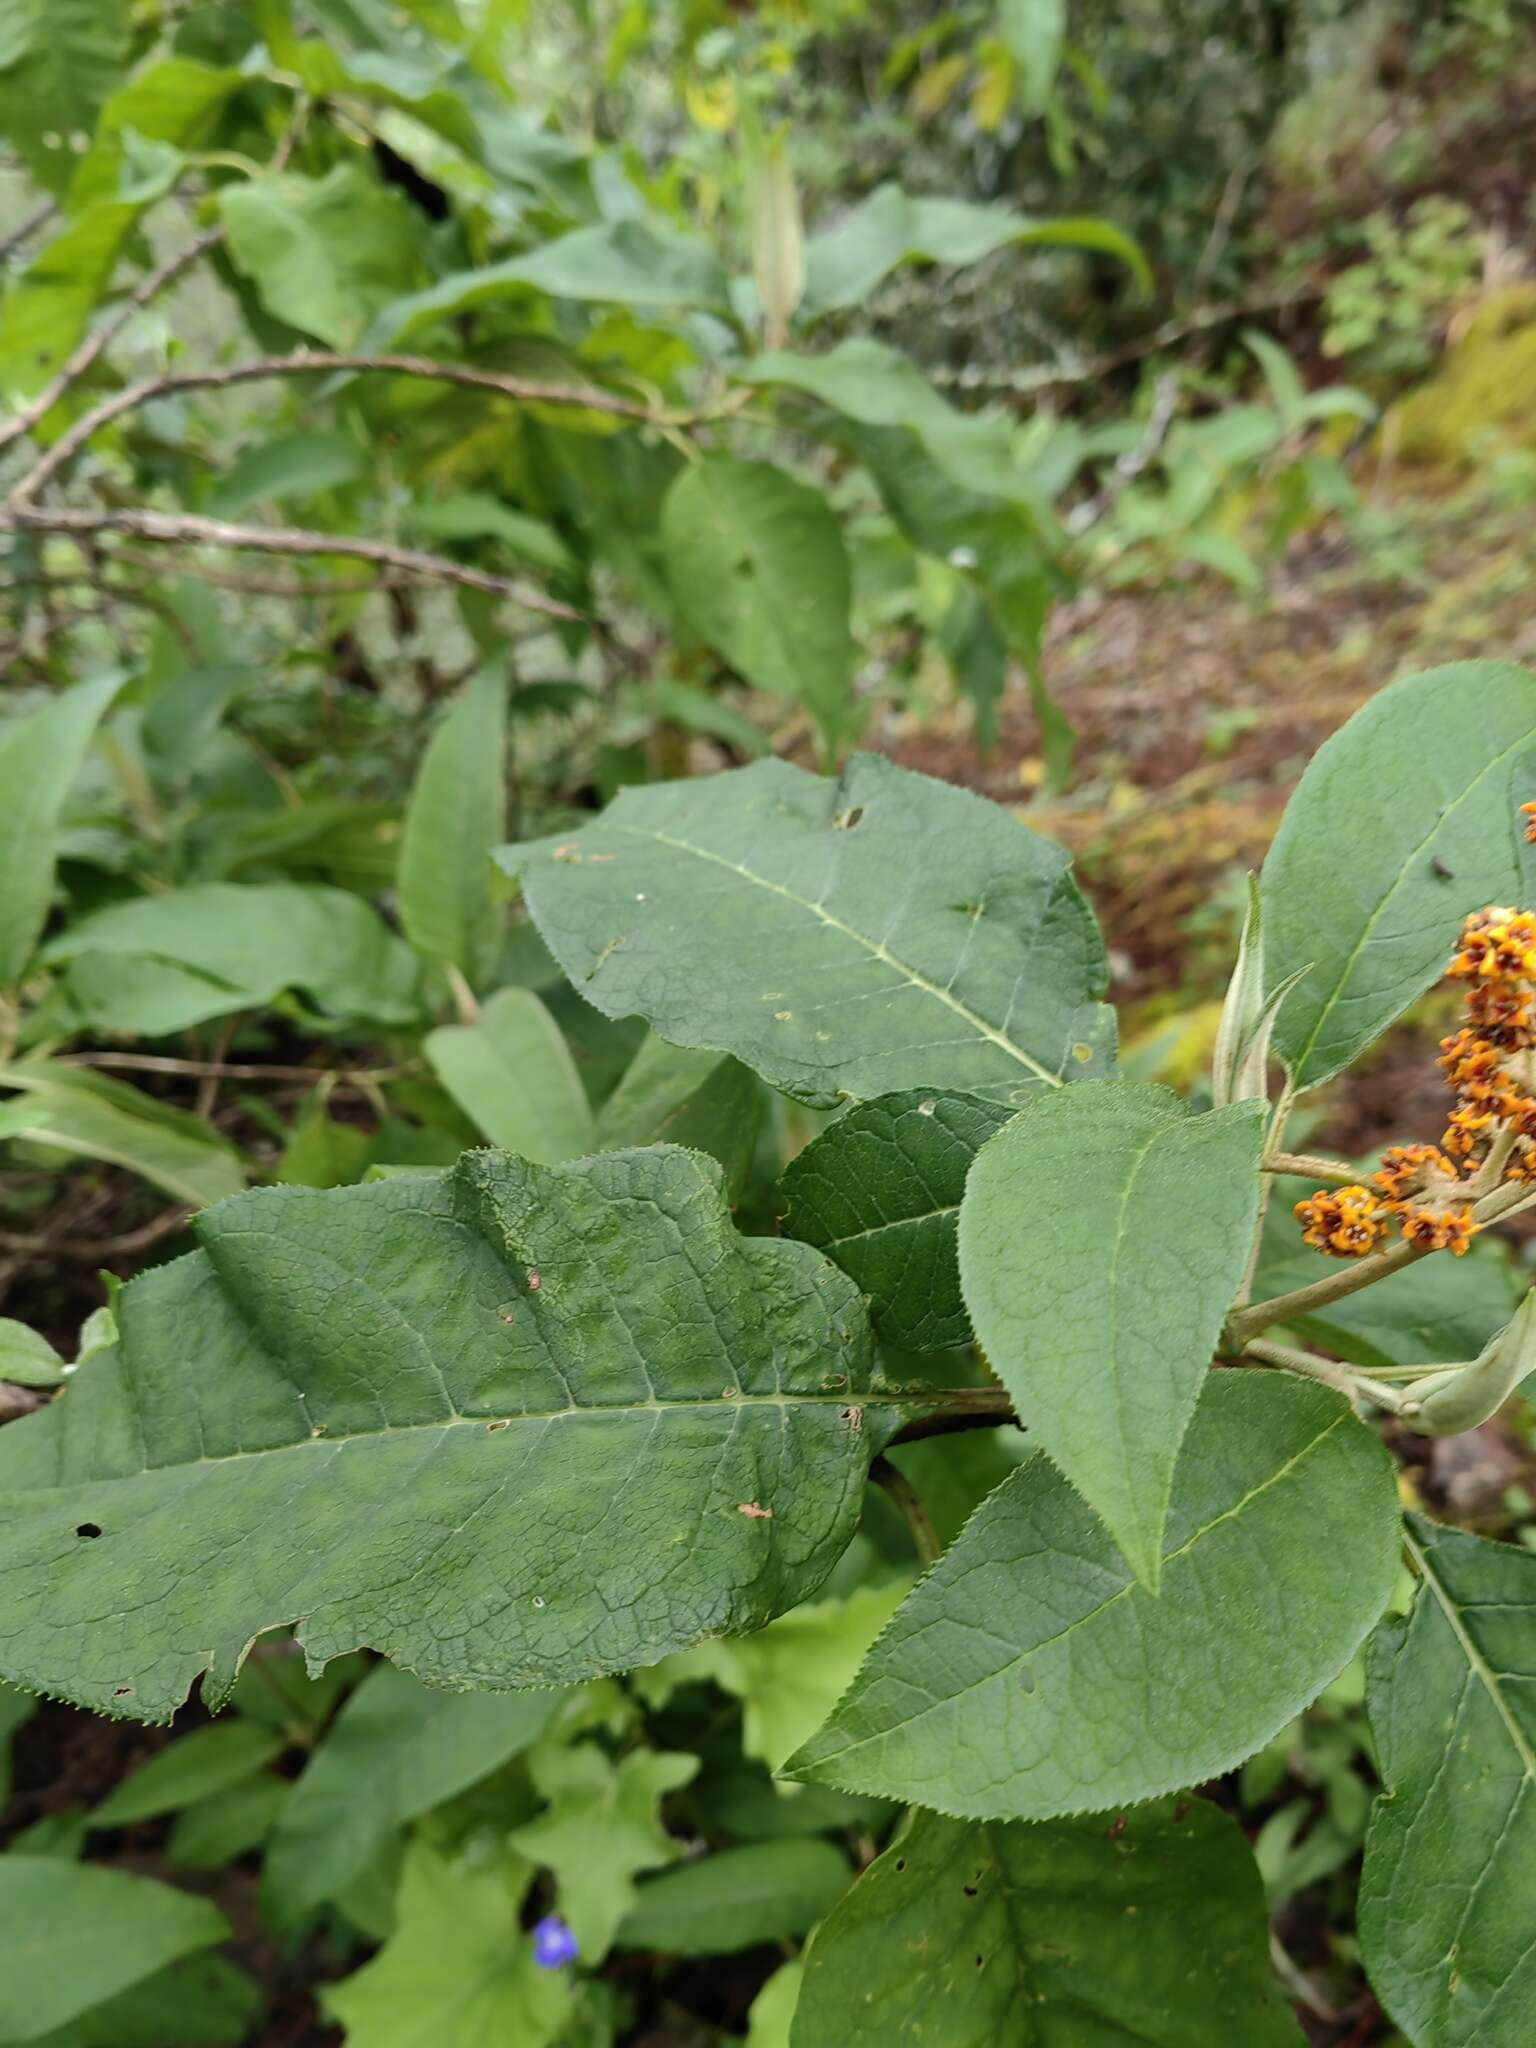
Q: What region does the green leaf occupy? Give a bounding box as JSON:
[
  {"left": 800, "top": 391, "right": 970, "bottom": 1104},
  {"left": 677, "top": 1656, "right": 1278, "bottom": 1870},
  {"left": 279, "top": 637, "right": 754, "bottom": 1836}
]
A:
[
  {"left": 0, "top": 1145, "right": 896, "bottom": 1719},
  {"left": 791, "top": 1798, "right": 1302, "bottom": 2047},
  {"left": 801, "top": 183, "right": 1148, "bottom": 318},
  {"left": 661, "top": 457, "right": 856, "bottom": 757},
  {"left": 0, "top": 1061, "right": 244, "bottom": 1208},
  {"left": 0, "top": 0, "right": 129, "bottom": 193},
  {"left": 167, "top": 1777, "right": 288, "bottom": 1870},
  {"left": 1, "top": 1685, "right": 36, "bottom": 1806},
  {"left": 594, "top": 1033, "right": 762, "bottom": 1198},
  {"left": 619, "top": 1839, "right": 851, "bottom": 1957},
  {"left": 0, "top": 675, "right": 122, "bottom": 990},
  {"left": 398, "top": 662, "right": 507, "bottom": 984},
  {"left": 999, "top": 0, "right": 1066, "bottom": 110},
  {"left": 1264, "top": 662, "right": 1536, "bottom": 1090},
  {"left": 501, "top": 217, "right": 733, "bottom": 317},
  {"left": 207, "top": 432, "right": 366, "bottom": 519},
  {"left": 0, "top": 1319, "right": 66, "bottom": 1388},
  {"left": 43, "top": 882, "right": 423, "bottom": 1034},
  {"left": 747, "top": 1960, "right": 804, "bottom": 2048},
  {"left": 498, "top": 754, "right": 1114, "bottom": 1111},
  {"left": 404, "top": 495, "right": 576, "bottom": 574},
  {"left": 91, "top": 1719, "right": 283, "bottom": 1827},
  {"left": 788, "top": 1373, "right": 1399, "bottom": 1819},
  {"left": 1360, "top": 1517, "right": 1536, "bottom": 2046},
  {"left": 424, "top": 987, "right": 594, "bottom": 1162},
  {"left": 262, "top": 1660, "right": 562, "bottom": 1930},
  {"left": 509, "top": 1739, "right": 698, "bottom": 1959},
  {"left": 20, "top": 1955, "right": 259, "bottom": 2048},
  {"left": 323, "top": 1841, "right": 572, "bottom": 2048},
  {"left": 781, "top": 1090, "right": 1012, "bottom": 1350},
  {"left": 220, "top": 165, "right": 425, "bottom": 348},
  {"left": 958, "top": 1083, "right": 1264, "bottom": 1588},
  {"left": 0, "top": 1857, "right": 227, "bottom": 2040}
]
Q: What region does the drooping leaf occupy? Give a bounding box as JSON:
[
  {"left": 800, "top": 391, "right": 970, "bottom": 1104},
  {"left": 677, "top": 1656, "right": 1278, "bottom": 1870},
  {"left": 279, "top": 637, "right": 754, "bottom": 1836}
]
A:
[
  {"left": 0, "top": 1319, "right": 66, "bottom": 1387},
  {"left": 0, "top": 1145, "right": 897, "bottom": 1720},
  {"left": 509, "top": 1739, "right": 698, "bottom": 1959},
  {"left": 800, "top": 183, "right": 1148, "bottom": 318},
  {"left": 781, "top": 1090, "right": 1012, "bottom": 1350},
  {"left": 423, "top": 987, "right": 594, "bottom": 1162},
  {"left": 220, "top": 165, "right": 425, "bottom": 347},
  {"left": 1359, "top": 1517, "right": 1536, "bottom": 2046},
  {"left": 999, "top": 0, "right": 1066, "bottom": 110},
  {"left": 661, "top": 458, "right": 856, "bottom": 757},
  {"left": 958, "top": 1083, "right": 1264, "bottom": 1587},
  {"left": 1264, "top": 662, "right": 1536, "bottom": 1091},
  {"left": 0, "top": 675, "right": 123, "bottom": 991},
  {"left": 398, "top": 662, "right": 507, "bottom": 985},
  {"left": 0, "top": 1857, "right": 228, "bottom": 2040},
  {"left": 0, "top": 1061, "right": 244, "bottom": 1208},
  {"left": 791, "top": 1797, "right": 1302, "bottom": 2047},
  {"left": 42, "top": 882, "right": 423, "bottom": 1034},
  {"left": 618, "top": 1839, "right": 851, "bottom": 1957},
  {"left": 789, "top": 1373, "right": 1399, "bottom": 1819},
  {"left": 263, "top": 1660, "right": 562, "bottom": 1929},
  {"left": 497, "top": 755, "right": 1114, "bottom": 1111},
  {"left": 91, "top": 1720, "right": 283, "bottom": 1828},
  {"left": 323, "top": 1841, "right": 571, "bottom": 2048},
  {"left": 594, "top": 1033, "right": 763, "bottom": 1198}
]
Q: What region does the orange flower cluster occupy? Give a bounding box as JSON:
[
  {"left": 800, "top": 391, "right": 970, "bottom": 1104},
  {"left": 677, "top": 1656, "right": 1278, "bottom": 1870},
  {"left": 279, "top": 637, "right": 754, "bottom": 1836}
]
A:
[
  {"left": 1292, "top": 894, "right": 1536, "bottom": 1259},
  {"left": 1522, "top": 801, "right": 1536, "bottom": 843}
]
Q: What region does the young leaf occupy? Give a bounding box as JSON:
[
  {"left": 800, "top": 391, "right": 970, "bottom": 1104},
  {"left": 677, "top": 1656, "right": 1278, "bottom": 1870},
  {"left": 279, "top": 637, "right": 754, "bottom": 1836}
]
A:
[
  {"left": 958, "top": 1082, "right": 1264, "bottom": 1588},
  {"left": 788, "top": 1373, "right": 1399, "bottom": 1819},
  {"left": 90, "top": 1719, "right": 283, "bottom": 1828},
  {"left": 498, "top": 755, "right": 1114, "bottom": 1111},
  {"left": 263, "top": 1661, "right": 562, "bottom": 1930},
  {"left": 999, "top": 0, "right": 1067, "bottom": 112},
  {"left": 617, "top": 1839, "right": 851, "bottom": 1956},
  {"left": 0, "top": 1318, "right": 66, "bottom": 1388},
  {"left": 1263, "top": 662, "right": 1536, "bottom": 1091},
  {"left": 0, "top": 1858, "right": 228, "bottom": 2040},
  {"left": 0, "top": 673, "right": 122, "bottom": 991},
  {"left": 43, "top": 882, "right": 423, "bottom": 1034},
  {"left": 791, "top": 1798, "right": 1303, "bottom": 2047},
  {"left": 509, "top": 1740, "right": 698, "bottom": 1959},
  {"left": 424, "top": 988, "right": 594, "bottom": 1162},
  {"left": 323, "top": 1841, "right": 572, "bottom": 2048},
  {"left": 398, "top": 662, "right": 507, "bottom": 986},
  {"left": 781, "top": 1090, "right": 1013, "bottom": 1350},
  {"left": 1359, "top": 1517, "right": 1536, "bottom": 2046},
  {"left": 0, "top": 1146, "right": 898, "bottom": 1719},
  {"left": 661, "top": 458, "right": 856, "bottom": 758},
  {"left": 0, "top": 1060, "right": 243, "bottom": 1208}
]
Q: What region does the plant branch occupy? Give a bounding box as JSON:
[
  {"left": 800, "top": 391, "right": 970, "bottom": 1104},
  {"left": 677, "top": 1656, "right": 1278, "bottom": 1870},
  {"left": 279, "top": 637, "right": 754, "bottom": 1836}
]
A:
[
  {"left": 0, "top": 506, "right": 585, "bottom": 622},
  {"left": 1264, "top": 1150, "right": 1361, "bottom": 1183},
  {"left": 870, "top": 1455, "right": 940, "bottom": 1567},
  {"left": 0, "top": 199, "right": 57, "bottom": 266},
  {"left": 10, "top": 351, "right": 670, "bottom": 502},
  {"left": 889, "top": 1386, "right": 1018, "bottom": 1443},
  {"left": 0, "top": 1207, "right": 193, "bottom": 1261},
  {"left": 57, "top": 1051, "right": 408, "bottom": 1083}
]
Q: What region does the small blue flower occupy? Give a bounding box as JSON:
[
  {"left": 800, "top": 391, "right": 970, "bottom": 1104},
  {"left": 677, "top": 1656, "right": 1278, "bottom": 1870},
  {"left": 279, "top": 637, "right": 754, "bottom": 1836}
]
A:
[{"left": 532, "top": 1914, "right": 579, "bottom": 1969}]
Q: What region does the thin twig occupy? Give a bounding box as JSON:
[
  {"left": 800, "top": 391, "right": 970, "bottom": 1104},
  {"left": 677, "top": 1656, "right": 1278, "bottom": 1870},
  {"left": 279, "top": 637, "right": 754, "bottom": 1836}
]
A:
[
  {"left": 1066, "top": 372, "right": 1179, "bottom": 537},
  {"left": 12, "top": 351, "right": 669, "bottom": 502},
  {"left": 0, "top": 1207, "right": 193, "bottom": 1261},
  {"left": 102, "top": 548, "right": 414, "bottom": 598},
  {"left": 889, "top": 1386, "right": 1017, "bottom": 1443},
  {"left": 0, "top": 506, "right": 585, "bottom": 622},
  {"left": 0, "top": 199, "right": 57, "bottom": 266},
  {"left": 871, "top": 1455, "right": 940, "bottom": 1567},
  {"left": 58, "top": 1051, "right": 407, "bottom": 1083},
  {"left": 1264, "top": 1151, "right": 1361, "bottom": 1184}
]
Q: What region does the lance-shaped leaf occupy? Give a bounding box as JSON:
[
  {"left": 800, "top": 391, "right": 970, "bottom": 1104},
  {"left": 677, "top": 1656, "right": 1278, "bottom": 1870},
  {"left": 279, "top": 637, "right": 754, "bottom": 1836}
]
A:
[
  {"left": 781, "top": 1090, "right": 1012, "bottom": 1350},
  {"left": 788, "top": 1373, "right": 1399, "bottom": 1819},
  {"left": 792, "top": 1799, "right": 1303, "bottom": 2048},
  {"left": 959, "top": 1083, "right": 1263, "bottom": 1587},
  {"left": 0, "top": 1146, "right": 899, "bottom": 1722},
  {"left": 398, "top": 661, "right": 507, "bottom": 986},
  {"left": 1360, "top": 1517, "right": 1536, "bottom": 2047},
  {"left": 1264, "top": 662, "right": 1536, "bottom": 1091},
  {"left": 497, "top": 755, "right": 1114, "bottom": 1111}
]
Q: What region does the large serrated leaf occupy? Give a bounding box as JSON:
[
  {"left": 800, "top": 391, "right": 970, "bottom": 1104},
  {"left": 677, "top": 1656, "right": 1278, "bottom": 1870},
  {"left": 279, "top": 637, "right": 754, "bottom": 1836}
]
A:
[
  {"left": 0, "top": 1146, "right": 898, "bottom": 1722},
  {"left": 791, "top": 1799, "right": 1303, "bottom": 2047},
  {"left": 788, "top": 1373, "right": 1399, "bottom": 1819},
  {"left": 958, "top": 1082, "right": 1264, "bottom": 1588},
  {"left": 1264, "top": 662, "right": 1536, "bottom": 1091},
  {"left": 780, "top": 1090, "right": 1012, "bottom": 1350},
  {"left": 497, "top": 755, "right": 1114, "bottom": 1110},
  {"left": 1360, "top": 1517, "right": 1536, "bottom": 2047}
]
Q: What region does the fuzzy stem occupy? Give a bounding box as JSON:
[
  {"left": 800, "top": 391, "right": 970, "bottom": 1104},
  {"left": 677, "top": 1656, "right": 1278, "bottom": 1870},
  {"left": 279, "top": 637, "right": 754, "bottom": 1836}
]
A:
[{"left": 1263, "top": 1151, "right": 1360, "bottom": 1184}]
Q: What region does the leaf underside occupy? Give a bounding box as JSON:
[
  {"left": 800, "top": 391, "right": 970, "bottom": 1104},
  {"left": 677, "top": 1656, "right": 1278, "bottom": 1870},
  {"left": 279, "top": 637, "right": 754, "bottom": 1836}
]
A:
[{"left": 0, "top": 1145, "right": 901, "bottom": 1721}]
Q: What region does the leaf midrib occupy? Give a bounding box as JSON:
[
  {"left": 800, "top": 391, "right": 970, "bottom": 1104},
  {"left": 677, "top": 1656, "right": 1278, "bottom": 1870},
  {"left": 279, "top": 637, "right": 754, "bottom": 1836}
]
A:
[
  {"left": 608, "top": 821, "right": 1064, "bottom": 1088},
  {"left": 1403, "top": 1523, "right": 1536, "bottom": 1784}
]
